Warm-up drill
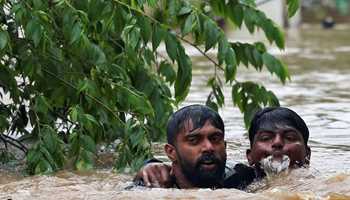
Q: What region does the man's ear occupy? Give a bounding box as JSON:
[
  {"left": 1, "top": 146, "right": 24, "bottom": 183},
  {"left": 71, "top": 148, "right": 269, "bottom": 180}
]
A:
[
  {"left": 165, "top": 144, "right": 177, "bottom": 162},
  {"left": 246, "top": 149, "right": 253, "bottom": 165}
]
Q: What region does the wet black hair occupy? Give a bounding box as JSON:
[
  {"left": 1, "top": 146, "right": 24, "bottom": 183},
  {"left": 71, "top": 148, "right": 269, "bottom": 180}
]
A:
[
  {"left": 167, "top": 105, "right": 225, "bottom": 145},
  {"left": 248, "top": 107, "right": 309, "bottom": 146}
]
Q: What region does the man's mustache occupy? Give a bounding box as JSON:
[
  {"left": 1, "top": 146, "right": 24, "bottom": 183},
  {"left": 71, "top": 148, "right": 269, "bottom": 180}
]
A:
[{"left": 196, "top": 153, "right": 221, "bottom": 167}]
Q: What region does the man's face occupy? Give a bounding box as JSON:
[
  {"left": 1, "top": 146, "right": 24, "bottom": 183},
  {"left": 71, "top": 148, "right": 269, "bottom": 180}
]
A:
[
  {"left": 173, "top": 120, "right": 226, "bottom": 187},
  {"left": 247, "top": 124, "right": 310, "bottom": 168}
]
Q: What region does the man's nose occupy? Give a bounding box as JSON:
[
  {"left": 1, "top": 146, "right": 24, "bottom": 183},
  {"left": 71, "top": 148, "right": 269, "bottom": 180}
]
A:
[
  {"left": 271, "top": 134, "right": 284, "bottom": 149},
  {"left": 201, "top": 139, "right": 214, "bottom": 152}
]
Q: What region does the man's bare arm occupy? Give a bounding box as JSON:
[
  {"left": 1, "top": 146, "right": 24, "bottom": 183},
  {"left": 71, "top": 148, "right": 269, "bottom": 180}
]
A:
[{"left": 134, "top": 162, "right": 173, "bottom": 188}]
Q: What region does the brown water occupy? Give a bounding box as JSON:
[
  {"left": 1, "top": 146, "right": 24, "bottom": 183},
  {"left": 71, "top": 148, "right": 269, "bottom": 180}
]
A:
[{"left": 1, "top": 25, "right": 350, "bottom": 199}]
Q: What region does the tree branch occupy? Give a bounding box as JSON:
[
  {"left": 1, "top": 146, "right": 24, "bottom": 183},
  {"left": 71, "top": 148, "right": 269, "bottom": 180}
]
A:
[
  {"left": 0, "top": 134, "right": 28, "bottom": 154},
  {"left": 112, "top": 0, "right": 224, "bottom": 71}
]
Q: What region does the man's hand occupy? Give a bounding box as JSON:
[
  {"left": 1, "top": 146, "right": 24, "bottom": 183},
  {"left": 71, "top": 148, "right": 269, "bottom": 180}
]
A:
[{"left": 134, "top": 162, "right": 173, "bottom": 188}]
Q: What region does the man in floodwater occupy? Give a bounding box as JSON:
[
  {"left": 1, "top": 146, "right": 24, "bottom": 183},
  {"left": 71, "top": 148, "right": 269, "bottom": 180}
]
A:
[
  {"left": 246, "top": 106, "right": 310, "bottom": 170},
  {"left": 134, "top": 104, "right": 227, "bottom": 189},
  {"left": 134, "top": 106, "right": 311, "bottom": 189}
]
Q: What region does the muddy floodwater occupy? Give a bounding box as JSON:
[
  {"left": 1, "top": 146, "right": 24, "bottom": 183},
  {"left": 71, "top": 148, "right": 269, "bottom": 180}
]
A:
[{"left": 1, "top": 25, "right": 350, "bottom": 199}]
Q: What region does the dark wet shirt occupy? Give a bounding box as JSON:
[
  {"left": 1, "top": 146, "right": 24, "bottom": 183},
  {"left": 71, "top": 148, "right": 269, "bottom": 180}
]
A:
[
  {"left": 223, "top": 163, "right": 265, "bottom": 189},
  {"left": 131, "top": 159, "right": 266, "bottom": 190}
]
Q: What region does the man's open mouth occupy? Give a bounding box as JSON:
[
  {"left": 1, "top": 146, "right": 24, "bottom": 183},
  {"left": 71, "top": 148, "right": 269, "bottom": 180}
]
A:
[
  {"left": 199, "top": 160, "right": 217, "bottom": 170},
  {"left": 271, "top": 152, "right": 284, "bottom": 161}
]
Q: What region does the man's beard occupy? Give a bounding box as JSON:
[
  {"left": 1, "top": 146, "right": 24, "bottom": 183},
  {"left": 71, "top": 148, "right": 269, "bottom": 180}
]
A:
[{"left": 177, "top": 152, "right": 226, "bottom": 188}]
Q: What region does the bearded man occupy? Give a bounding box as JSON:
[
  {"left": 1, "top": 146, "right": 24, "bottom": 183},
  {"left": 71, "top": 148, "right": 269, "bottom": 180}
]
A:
[{"left": 134, "top": 105, "right": 227, "bottom": 189}]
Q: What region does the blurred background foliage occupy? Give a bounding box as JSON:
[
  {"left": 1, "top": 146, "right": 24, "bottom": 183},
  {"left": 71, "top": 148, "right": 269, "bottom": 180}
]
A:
[
  {"left": 0, "top": 0, "right": 298, "bottom": 174},
  {"left": 302, "top": 0, "right": 350, "bottom": 22}
]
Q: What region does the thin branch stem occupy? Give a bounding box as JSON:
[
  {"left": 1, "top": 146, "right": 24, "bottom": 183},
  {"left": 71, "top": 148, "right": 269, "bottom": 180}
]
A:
[
  {"left": 180, "top": 37, "right": 223, "bottom": 71},
  {"left": 0, "top": 134, "right": 28, "bottom": 154},
  {"left": 112, "top": 0, "right": 224, "bottom": 71}
]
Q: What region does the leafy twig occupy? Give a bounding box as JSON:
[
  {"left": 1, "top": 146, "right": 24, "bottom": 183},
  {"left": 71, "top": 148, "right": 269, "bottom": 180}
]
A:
[{"left": 0, "top": 134, "right": 28, "bottom": 154}]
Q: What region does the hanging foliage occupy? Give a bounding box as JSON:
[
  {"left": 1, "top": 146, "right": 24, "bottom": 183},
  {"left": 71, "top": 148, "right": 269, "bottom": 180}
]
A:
[{"left": 0, "top": 0, "right": 299, "bottom": 174}]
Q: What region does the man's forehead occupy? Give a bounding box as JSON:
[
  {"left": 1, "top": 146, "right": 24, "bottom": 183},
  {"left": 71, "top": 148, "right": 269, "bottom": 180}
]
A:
[
  {"left": 180, "top": 119, "right": 219, "bottom": 135},
  {"left": 257, "top": 122, "right": 298, "bottom": 132}
]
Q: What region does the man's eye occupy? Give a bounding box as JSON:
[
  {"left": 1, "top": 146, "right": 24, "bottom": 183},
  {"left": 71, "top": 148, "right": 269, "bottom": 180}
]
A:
[
  {"left": 187, "top": 137, "right": 199, "bottom": 144},
  {"left": 284, "top": 134, "right": 298, "bottom": 141},
  {"left": 210, "top": 134, "right": 223, "bottom": 143},
  {"left": 259, "top": 135, "right": 272, "bottom": 141}
]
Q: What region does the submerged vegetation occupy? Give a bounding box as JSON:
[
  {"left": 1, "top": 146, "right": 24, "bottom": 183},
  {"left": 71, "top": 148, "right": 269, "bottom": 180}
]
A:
[{"left": 0, "top": 0, "right": 299, "bottom": 174}]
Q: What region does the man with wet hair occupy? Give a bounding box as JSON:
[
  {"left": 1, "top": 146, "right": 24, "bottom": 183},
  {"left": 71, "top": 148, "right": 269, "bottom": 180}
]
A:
[
  {"left": 134, "top": 106, "right": 311, "bottom": 189},
  {"left": 134, "top": 104, "right": 227, "bottom": 189},
  {"left": 246, "top": 107, "right": 311, "bottom": 170}
]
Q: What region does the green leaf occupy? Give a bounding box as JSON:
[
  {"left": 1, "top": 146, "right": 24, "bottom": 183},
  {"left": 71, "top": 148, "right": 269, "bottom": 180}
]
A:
[
  {"left": 218, "top": 38, "right": 229, "bottom": 66},
  {"left": 70, "top": 22, "right": 82, "bottom": 44},
  {"left": 273, "top": 26, "right": 285, "bottom": 49},
  {"left": 40, "top": 145, "right": 58, "bottom": 169},
  {"left": 27, "top": 148, "right": 42, "bottom": 168},
  {"left": 204, "top": 20, "right": 219, "bottom": 51},
  {"left": 231, "top": 83, "right": 241, "bottom": 107},
  {"left": 182, "top": 13, "right": 196, "bottom": 36},
  {"left": 228, "top": 4, "right": 244, "bottom": 28},
  {"left": 267, "top": 91, "right": 280, "bottom": 106},
  {"left": 51, "top": 0, "right": 65, "bottom": 6},
  {"left": 287, "top": 0, "right": 300, "bottom": 18},
  {"left": 69, "top": 106, "right": 80, "bottom": 122},
  {"left": 33, "top": 0, "right": 43, "bottom": 10},
  {"left": 0, "top": 31, "right": 9, "bottom": 50},
  {"left": 0, "top": 116, "right": 9, "bottom": 132},
  {"left": 81, "top": 134, "right": 96, "bottom": 153},
  {"left": 35, "top": 159, "right": 54, "bottom": 174},
  {"left": 144, "top": 48, "right": 155, "bottom": 66},
  {"left": 42, "top": 126, "right": 58, "bottom": 154},
  {"left": 69, "top": 132, "right": 80, "bottom": 156},
  {"left": 175, "top": 48, "right": 192, "bottom": 103},
  {"left": 252, "top": 48, "right": 263, "bottom": 70},
  {"left": 84, "top": 114, "right": 99, "bottom": 127},
  {"left": 34, "top": 96, "right": 52, "bottom": 114},
  {"left": 232, "top": 43, "right": 248, "bottom": 66},
  {"left": 241, "top": 0, "right": 256, "bottom": 7},
  {"left": 262, "top": 53, "right": 289, "bottom": 84},
  {"left": 244, "top": 8, "right": 256, "bottom": 33},
  {"left": 137, "top": 16, "right": 152, "bottom": 43},
  {"left": 87, "top": 43, "right": 106, "bottom": 65},
  {"left": 165, "top": 33, "right": 178, "bottom": 62},
  {"left": 116, "top": 84, "right": 154, "bottom": 116},
  {"left": 152, "top": 25, "right": 165, "bottom": 51},
  {"left": 122, "top": 24, "right": 141, "bottom": 50},
  {"left": 77, "top": 79, "right": 98, "bottom": 97},
  {"left": 159, "top": 61, "right": 176, "bottom": 84},
  {"left": 205, "top": 96, "right": 218, "bottom": 112},
  {"left": 178, "top": 6, "right": 192, "bottom": 16},
  {"left": 214, "top": 85, "right": 225, "bottom": 107},
  {"left": 254, "top": 42, "right": 267, "bottom": 52},
  {"left": 224, "top": 47, "right": 237, "bottom": 82},
  {"left": 76, "top": 150, "right": 94, "bottom": 171},
  {"left": 146, "top": 0, "right": 158, "bottom": 7},
  {"left": 25, "top": 19, "right": 43, "bottom": 47}
]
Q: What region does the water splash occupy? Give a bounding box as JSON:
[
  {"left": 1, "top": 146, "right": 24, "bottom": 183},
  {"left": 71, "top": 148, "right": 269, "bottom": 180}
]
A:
[{"left": 259, "top": 155, "right": 290, "bottom": 176}]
